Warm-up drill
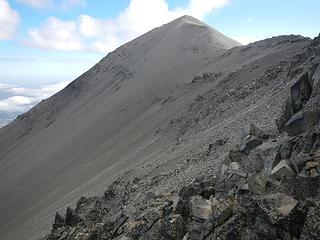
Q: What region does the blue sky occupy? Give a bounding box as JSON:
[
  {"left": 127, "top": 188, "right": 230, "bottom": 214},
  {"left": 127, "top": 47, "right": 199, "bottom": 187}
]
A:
[{"left": 0, "top": 0, "right": 319, "bottom": 126}]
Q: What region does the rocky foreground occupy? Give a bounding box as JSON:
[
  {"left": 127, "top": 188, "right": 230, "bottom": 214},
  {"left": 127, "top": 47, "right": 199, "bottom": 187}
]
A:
[{"left": 44, "top": 36, "right": 320, "bottom": 240}]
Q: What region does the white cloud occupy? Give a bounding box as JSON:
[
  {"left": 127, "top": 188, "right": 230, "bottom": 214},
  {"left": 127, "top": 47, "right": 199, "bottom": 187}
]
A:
[
  {"left": 15, "top": 0, "right": 54, "bottom": 9},
  {"left": 232, "top": 36, "right": 261, "bottom": 45},
  {"left": 0, "top": 0, "right": 20, "bottom": 40},
  {"left": 15, "top": 0, "right": 85, "bottom": 9},
  {"left": 27, "top": 17, "right": 85, "bottom": 51},
  {"left": 247, "top": 17, "right": 253, "bottom": 22},
  {"left": 187, "top": 0, "right": 229, "bottom": 19},
  {"left": 26, "top": 0, "right": 229, "bottom": 53},
  {"left": 0, "top": 81, "right": 69, "bottom": 112}
]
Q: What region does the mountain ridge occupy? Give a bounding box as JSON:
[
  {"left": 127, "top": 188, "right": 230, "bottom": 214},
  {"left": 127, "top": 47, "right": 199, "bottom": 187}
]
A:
[{"left": 0, "top": 16, "right": 317, "bottom": 240}]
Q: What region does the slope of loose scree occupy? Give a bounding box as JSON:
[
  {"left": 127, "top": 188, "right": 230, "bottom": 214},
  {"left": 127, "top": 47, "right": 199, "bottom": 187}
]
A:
[{"left": 45, "top": 34, "right": 320, "bottom": 240}]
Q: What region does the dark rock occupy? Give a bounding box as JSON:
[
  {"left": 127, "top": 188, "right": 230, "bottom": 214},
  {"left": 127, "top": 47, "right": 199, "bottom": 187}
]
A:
[
  {"left": 300, "top": 202, "right": 320, "bottom": 240},
  {"left": 257, "top": 142, "right": 281, "bottom": 173},
  {"left": 281, "top": 176, "right": 320, "bottom": 200},
  {"left": 277, "top": 72, "right": 313, "bottom": 133},
  {"left": 242, "top": 124, "right": 269, "bottom": 140},
  {"left": 256, "top": 193, "right": 298, "bottom": 224},
  {"left": 240, "top": 136, "right": 263, "bottom": 153},
  {"left": 112, "top": 214, "right": 128, "bottom": 238},
  {"left": 178, "top": 185, "right": 203, "bottom": 200},
  {"left": 290, "top": 153, "right": 313, "bottom": 173},
  {"left": 52, "top": 212, "right": 64, "bottom": 230},
  {"left": 161, "top": 214, "right": 186, "bottom": 240},
  {"left": 240, "top": 124, "right": 268, "bottom": 153},
  {"left": 65, "top": 207, "right": 82, "bottom": 226},
  {"left": 186, "top": 221, "right": 205, "bottom": 240},
  {"left": 163, "top": 197, "right": 186, "bottom": 216},
  {"left": 188, "top": 195, "right": 213, "bottom": 221},
  {"left": 207, "top": 214, "right": 246, "bottom": 240},
  {"left": 202, "top": 186, "right": 215, "bottom": 199},
  {"left": 279, "top": 141, "right": 294, "bottom": 160},
  {"left": 283, "top": 110, "right": 320, "bottom": 136},
  {"left": 270, "top": 160, "right": 296, "bottom": 180},
  {"left": 290, "top": 72, "right": 312, "bottom": 113},
  {"left": 204, "top": 198, "right": 232, "bottom": 236}
]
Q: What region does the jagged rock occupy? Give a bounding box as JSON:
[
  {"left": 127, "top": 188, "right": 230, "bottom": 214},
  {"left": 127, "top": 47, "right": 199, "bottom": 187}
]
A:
[
  {"left": 202, "top": 186, "right": 215, "bottom": 200},
  {"left": 186, "top": 221, "right": 205, "bottom": 240},
  {"left": 277, "top": 72, "right": 313, "bottom": 133},
  {"left": 270, "top": 160, "right": 296, "bottom": 180},
  {"left": 282, "top": 111, "right": 319, "bottom": 136},
  {"left": 242, "top": 124, "right": 269, "bottom": 140},
  {"left": 256, "top": 193, "right": 298, "bottom": 224},
  {"left": 290, "top": 72, "right": 312, "bottom": 114},
  {"left": 290, "top": 153, "right": 313, "bottom": 173},
  {"left": 188, "top": 195, "right": 213, "bottom": 221},
  {"left": 207, "top": 214, "right": 246, "bottom": 240},
  {"left": 52, "top": 212, "right": 64, "bottom": 230},
  {"left": 281, "top": 176, "right": 320, "bottom": 200},
  {"left": 257, "top": 142, "right": 281, "bottom": 173},
  {"left": 240, "top": 124, "right": 268, "bottom": 153},
  {"left": 204, "top": 198, "right": 232, "bottom": 236},
  {"left": 240, "top": 136, "right": 263, "bottom": 153},
  {"left": 178, "top": 185, "right": 203, "bottom": 200},
  {"left": 65, "top": 207, "right": 82, "bottom": 226},
  {"left": 112, "top": 214, "right": 128, "bottom": 238},
  {"left": 279, "top": 140, "right": 294, "bottom": 160},
  {"left": 300, "top": 202, "right": 320, "bottom": 240},
  {"left": 163, "top": 196, "right": 186, "bottom": 216},
  {"left": 161, "top": 214, "right": 186, "bottom": 240}
]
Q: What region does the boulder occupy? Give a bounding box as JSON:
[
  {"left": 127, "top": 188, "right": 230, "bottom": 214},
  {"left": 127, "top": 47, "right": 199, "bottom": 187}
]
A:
[
  {"left": 276, "top": 72, "right": 313, "bottom": 133},
  {"left": 204, "top": 198, "right": 232, "bottom": 236},
  {"left": 242, "top": 124, "right": 269, "bottom": 140},
  {"left": 240, "top": 124, "right": 268, "bottom": 153},
  {"left": 65, "top": 207, "right": 82, "bottom": 226},
  {"left": 240, "top": 136, "right": 263, "bottom": 153},
  {"left": 178, "top": 185, "right": 203, "bottom": 200},
  {"left": 161, "top": 214, "right": 186, "bottom": 240},
  {"left": 256, "top": 193, "right": 298, "bottom": 224},
  {"left": 163, "top": 196, "right": 186, "bottom": 216},
  {"left": 207, "top": 214, "right": 246, "bottom": 240},
  {"left": 270, "top": 160, "right": 296, "bottom": 180},
  {"left": 188, "top": 195, "right": 213, "bottom": 220},
  {"left": 290, "top": 153, "right": 313, "bottom": 173},
  {"left": 290, "top": 72, "right": 312, "bottom": 113},
  {"left": 299, "top": 202, "right": 320, "bottom": 240}
]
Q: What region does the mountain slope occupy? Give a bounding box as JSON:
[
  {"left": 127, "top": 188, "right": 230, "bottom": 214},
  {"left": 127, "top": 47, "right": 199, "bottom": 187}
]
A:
[
  {"left": 0, "top": 16, "right": 241, "bottom": 239},
  {"left": 0, "top": 16, "right": 313, "bottom": 240}
]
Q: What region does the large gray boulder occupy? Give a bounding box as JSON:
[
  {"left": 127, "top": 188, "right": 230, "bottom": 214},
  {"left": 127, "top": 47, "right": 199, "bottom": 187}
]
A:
[
  {"left": 240, "top": 124, "right": 268, "bottom": 153},
  {"left": 188, "top": 195, "right": 213, "bottom": 220}
]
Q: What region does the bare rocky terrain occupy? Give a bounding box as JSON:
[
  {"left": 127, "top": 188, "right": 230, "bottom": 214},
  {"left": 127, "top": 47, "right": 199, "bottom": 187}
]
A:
[{"left": 0, "top": 16, "right": 319, "bottom": 240}]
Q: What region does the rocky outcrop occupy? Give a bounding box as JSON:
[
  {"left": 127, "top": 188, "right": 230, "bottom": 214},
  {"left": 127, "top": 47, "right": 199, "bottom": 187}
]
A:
[
  {"left": 45, "top": 118, "right": 320, "bottom": 240},
  {"left": 277, "top": 35, "right": 320, "bottom": 136}
]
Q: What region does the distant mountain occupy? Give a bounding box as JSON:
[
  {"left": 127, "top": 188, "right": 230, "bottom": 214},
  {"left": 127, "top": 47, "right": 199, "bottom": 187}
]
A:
[{"left": 1, "top": 16, "right": 319, "bottom": 240}]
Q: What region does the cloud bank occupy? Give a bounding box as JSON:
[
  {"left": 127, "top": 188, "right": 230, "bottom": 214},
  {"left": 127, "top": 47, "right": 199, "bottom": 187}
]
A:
[
  {"left": 0, "top": 81, "right": 69, "bottom": 112},
  {"left": 0, "top": 0, "right": 20, "bottom": 40},
  {"left": 25, "top": 0, "right": 229, "bottom": 53}
]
